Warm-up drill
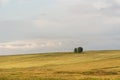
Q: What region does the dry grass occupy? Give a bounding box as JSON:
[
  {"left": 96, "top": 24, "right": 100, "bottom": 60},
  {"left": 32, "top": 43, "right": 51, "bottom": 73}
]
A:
[{"left": 0, "top": 50, "right": 120, "bottom": 80}]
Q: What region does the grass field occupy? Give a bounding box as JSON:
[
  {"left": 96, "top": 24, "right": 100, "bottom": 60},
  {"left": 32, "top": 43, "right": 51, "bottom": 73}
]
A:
[{"left": 0, "top": 50, "right": 120, "bottom": 80}]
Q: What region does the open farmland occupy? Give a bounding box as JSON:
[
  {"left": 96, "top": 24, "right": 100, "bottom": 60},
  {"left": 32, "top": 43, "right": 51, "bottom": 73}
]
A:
[{"left": 0, "top": 50, "right": 120, "bottom": 80}]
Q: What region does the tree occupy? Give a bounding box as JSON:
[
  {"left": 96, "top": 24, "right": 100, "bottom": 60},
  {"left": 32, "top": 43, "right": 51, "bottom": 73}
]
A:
[
  {"left": 74, "top": 48, "right": 78, "bottom": 53},
  {"left": 77, "top": 47, "right": 83, "bottom": 53}
]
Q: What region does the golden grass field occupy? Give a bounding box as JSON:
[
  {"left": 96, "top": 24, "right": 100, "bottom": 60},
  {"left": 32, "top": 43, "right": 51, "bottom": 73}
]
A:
[{"left": 0, "top": 50, "right": 120, "bottom": 80}]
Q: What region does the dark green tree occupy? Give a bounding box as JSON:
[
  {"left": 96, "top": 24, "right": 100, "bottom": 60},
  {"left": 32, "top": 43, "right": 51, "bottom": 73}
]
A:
[
  {"left": 77, "top": 47, "right": 83, "bottom": 53},
  {"left": 74, "top": 48, "right": 78, "bottom": 53}
]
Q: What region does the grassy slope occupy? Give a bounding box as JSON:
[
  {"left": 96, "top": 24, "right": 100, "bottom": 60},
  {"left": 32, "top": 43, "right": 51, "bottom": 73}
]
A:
[{"left": 0, "top": 50, "right": 120, "bottom": 80}]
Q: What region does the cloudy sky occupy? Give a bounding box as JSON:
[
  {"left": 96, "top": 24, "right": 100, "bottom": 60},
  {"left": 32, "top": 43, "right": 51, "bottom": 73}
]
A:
[{"left": 0, "top": 0, "right": 120, "bottom": 55}]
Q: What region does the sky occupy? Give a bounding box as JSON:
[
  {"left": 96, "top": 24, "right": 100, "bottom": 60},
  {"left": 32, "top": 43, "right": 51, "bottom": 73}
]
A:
[{"left": 0, "top": 0, "right": 120, "bottom": 55}]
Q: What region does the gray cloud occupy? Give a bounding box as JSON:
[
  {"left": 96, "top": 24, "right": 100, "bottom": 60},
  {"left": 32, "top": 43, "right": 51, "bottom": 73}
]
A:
[
  {"left": 0, "top": 0, "right": 120, "bottom": 55},
  {"left": 32, "top": 0, "right": 120, "bottom": 37},
  {"left": 0, "top": 39, "right": 80, "bottom": 55}
]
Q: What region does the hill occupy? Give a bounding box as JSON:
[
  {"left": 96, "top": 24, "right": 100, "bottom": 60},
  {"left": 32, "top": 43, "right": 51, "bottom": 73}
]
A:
[{"left": 0, "top": 50, "right": 120, "bottom": 80}]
